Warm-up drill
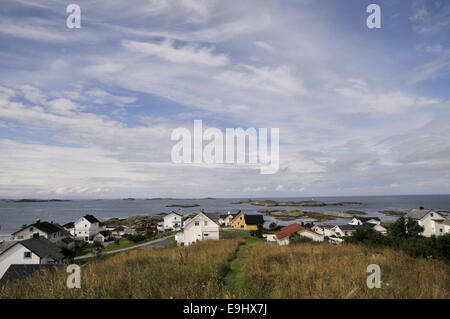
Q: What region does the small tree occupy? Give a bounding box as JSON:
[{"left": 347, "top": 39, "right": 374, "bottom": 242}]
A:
[
  {"left": 405, "top": 217, "right": 424, "bottom": 238},
  {"left": 388, "top": 216, "right": 407, "bottom": 238}
]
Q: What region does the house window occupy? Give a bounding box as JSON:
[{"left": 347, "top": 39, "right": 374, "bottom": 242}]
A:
[
  {"left": 204, "top": 221, "right": 208, "bottom": 226},
  {"left": 195, "top": 221, "right": 200, "bottom": 226},
  {"left": 240, "top": 217, "right": 243, "bottom": 220},
  {"left": 431, "top": 213, "right": 434, "bottom": 217},
  {"left": 24, "top": 251, "right": 32, "bottom": 259},
  {"left": 29, "top": 227, "right": 34, "bottom": 232},
  {"left": 85, "top": 224, "right": 87, "bottom": 227},
  {"left": 204, "top": 233, "right": 209, "bottom": 237}
]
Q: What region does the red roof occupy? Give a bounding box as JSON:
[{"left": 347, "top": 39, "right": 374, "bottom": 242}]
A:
[{"left": 275, "top": 223, "right": 319, "bottom": 240}]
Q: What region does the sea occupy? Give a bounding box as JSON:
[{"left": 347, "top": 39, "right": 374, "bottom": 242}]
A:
[{"left": 1, "top": 195, "right": 449, "bottom": 240}]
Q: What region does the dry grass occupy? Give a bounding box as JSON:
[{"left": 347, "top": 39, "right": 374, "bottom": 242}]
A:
[
  {"left": 239, "top": 242, "right": 450, "bottom": 298},
  {"left": 1, "top": 239, "right": 448, "bottom": 299},
  {"left": 0, "top": 239, "right": 242, "bottom": 299}
]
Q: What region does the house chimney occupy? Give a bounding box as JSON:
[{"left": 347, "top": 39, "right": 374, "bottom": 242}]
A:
[
  {"left": 419, "top": 206, "right": 424, "bottom": 210},
  {"left": 36, "top": 219, "right": 40, "bottom": 223}
]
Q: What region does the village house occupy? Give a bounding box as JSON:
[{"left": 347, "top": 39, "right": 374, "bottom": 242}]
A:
[
  {"left": 111, "top": 226, "right": 136, "bottom": 238},
  {"left": 10, "top": 221, "right": 72, "bottom": 246},
  {"left": 163, "top": 212, "right": 183, "bottom": 231},
  {"left": 331, "top": 224, "right": 360, "bottom": 237},
  {"left": 63, "top": 222, "right": 75, "bottom": 235},
  {"left": 271, "top": 223, "right": 324, "bottom": 245},
  {"left": 218, "top": 212, "right": 235, "bottom": 226},
  {"left": 93, "top": 231, "right": 112, "bottom": 243},
  {"left": 312, "top": 224, "right": 335, "bottom": 237},
  {"left": 405, "top": 209, "right": 450, "bottom": 237},
  {"left": 349, "top": 216, "right": 381, "bottom": 226},
  {"left": 229, "top": 211, "right": 264, "bottom": 230},
  {"left": 74, "top": 215, "right": 106, "bottom": 242},
  {"left": 0, "top": 235, "right": 65, "bottom": 280},
  {"left": 175, "top": 212, "right": 219, "bottom": 246}
]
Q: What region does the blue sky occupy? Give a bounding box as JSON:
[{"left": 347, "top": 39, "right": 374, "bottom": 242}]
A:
[{"left": 0, "top": 0, "right": 449, "bottom": 198}]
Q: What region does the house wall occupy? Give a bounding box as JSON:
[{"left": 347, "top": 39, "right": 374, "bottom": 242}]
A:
[
  {"left": 0, "top": 244, "right": 40, "bottom": 279},
  {"left": 11, "top": 227, "right": 48, "bottom": 241},
  {"left": 298, "top": 230, "right": 324, "bottom": 242},
  {"left": 11, "top": 226, "right": 66, "bottom": 245},
  {"left": 177, "top": 214, "right": 219, "bottom": 246},
  {"left": 74, "top": 217, "right": 104, "bottom": 241},
  {"left": 418, "top": 212, "right": 446, "bottom": 237},
  {"left": 164, "top": 214, "right": 182, "bottom": 230},
  {"left": 230, "top": 212, "right": 258, "bottom": 230}
]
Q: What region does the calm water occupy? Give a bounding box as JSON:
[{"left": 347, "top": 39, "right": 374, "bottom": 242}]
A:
[{"left": 1, "top": 195, "right": 449, "bottom": 240}]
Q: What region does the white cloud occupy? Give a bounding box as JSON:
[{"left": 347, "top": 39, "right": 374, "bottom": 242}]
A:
[
  {"left": 216, "top": 65, "right": 307, "bottom": 96},
  {"left": 122, "top": 39, "right": 230, "bottom": 67}
]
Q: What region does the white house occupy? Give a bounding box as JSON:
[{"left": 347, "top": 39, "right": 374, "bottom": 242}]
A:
[
  {"left": 405, "top": 209, "right": 450, "bottom": 237},
  {"left": 218, "top": 212, "right": 235, "bottom": 226},
  {"left": 312, "top": 224, "right": 335, "bottom": 237},
  {"left": 0, "top": 235, "right": 65, "bottom": 280},
  {"left": 175, "top": 212, "right": 219, "bottom": 246},
  {"left": 74, "top": 215, "right": 106, "bottom": 242},
  {"left": 10, "top": 221, "right": 72, "bottom": 246},
  {"left": 364, "top": 223, "right": 388, "bottom": 235},
  {"left": 273, "top": 223, "right": 324, "bottom": 246},
  {"left": 331, "top": 224, "right": 360, "bottom": 237},
  {"left": 163, "top": 212, "right": 182, "bottom": 231},
  {"left": 157, "top": 222, "right": 165, "bottom": 232},
  {"left": 349, "top": 216, "right": 381, "bottom": 226},
  {"left": 93, "top": 231, "right": 111, "bottom": 243}
]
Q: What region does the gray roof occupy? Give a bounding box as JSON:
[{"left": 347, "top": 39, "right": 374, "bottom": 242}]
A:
[
  {"left": 0, "top": 264, "right": 62, "bottom": 288},
  {"left": 83, "top": 214, "right": 100, "bottom": 223},
  {"left": 244, "top": 214, "right": 265, "bottom": 225},
  {"left": 315, "top": 224, "right": 334, "bottom": 229},
  {"left": 15, "top": 237, "right": 64, "bottom": 260},
  {"left": 357, "top": 217, "right": 381, "bottom": 222},
  {"left": 336, "top": 224, "right": 359, "bottom": 231},
  {"left": 406, "top": 209, "right": 434, "bottom": 220}
]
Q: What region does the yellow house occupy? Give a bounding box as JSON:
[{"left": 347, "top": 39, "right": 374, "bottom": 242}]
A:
[{"left": 229, "top": 211, "right": 264, "bottom": 230}]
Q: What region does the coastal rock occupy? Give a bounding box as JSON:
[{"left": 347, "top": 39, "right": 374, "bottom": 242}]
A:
[{"left": 233, "top": 199, "right": 362, "bottom": 207}]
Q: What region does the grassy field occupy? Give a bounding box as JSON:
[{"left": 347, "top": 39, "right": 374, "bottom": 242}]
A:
[
  {"left": 239, "top": 242, "right": 450, "bottom": 298},
  {"left": 0, "top": 239, "right": 242, "bottom": 298},
  {"left": 1, "top": 232, "right": 449, "bottom": 299}
]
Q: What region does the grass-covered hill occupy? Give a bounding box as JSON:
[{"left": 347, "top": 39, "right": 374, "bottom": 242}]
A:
[{"left": 1, "top": 230, "right": 449, "bottom": 298}]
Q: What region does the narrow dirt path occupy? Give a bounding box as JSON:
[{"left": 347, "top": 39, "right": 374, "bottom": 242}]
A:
[{"left": 223, "top": 237, "right": 261, "bottom": 298}]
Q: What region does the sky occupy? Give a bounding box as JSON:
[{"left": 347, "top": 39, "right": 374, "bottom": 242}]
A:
[{"left": 0, "top": 0, "right": 449, "bottom": 199}]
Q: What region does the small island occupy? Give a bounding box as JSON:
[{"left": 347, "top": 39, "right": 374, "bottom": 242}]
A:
[
  {"left": 232, "top": 199, "right": 362, "bottom": 207},
  {"left": 259, "top": 208, "right": 367, "bottom": 221},
  {"left": 8, "top": 199, "right": 72, "bottom": 203},
  {"left": 165, "top": 204, "right": 200, "bottom": 208}
]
